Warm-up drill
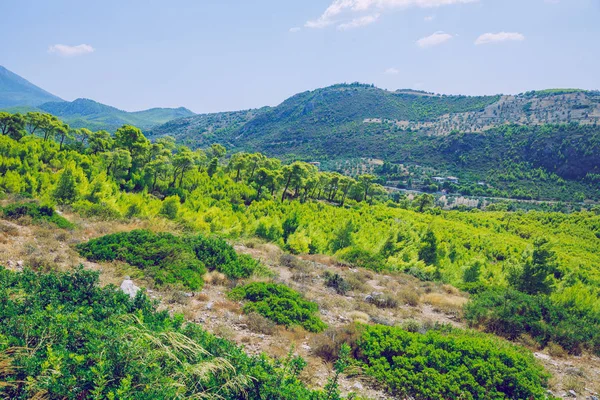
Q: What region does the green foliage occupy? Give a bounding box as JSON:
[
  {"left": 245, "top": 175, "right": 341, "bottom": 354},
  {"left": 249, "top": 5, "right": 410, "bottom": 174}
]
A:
[
  {"left": 159, "top": 194, "right": 180, "bottom": 219},
  {"left": 511, "top": 238, "right": 559, "bottom": 295},
  {"left": 229, "top": 282, "right": 327, "bottom": 332},
  {"left": 357, "top": 325, "right": 552, "bottom": 400},
  {"left": 76, "top": 230, "right": 206, "bottom": 290},
  {"left": 323, "top": 271, "right": 350, "bottom": 295},
  {"left": 465, "top": 287, "right": 600, "bottom": 355},
  {"left": 186, "top": 234, "right": 260, "bottom": 279},
  {"left": 1, "top": 201, "right": 73, "bottom": 229},
  {"left": 418, "top": 229, "right": 438, "bottom": 266},
  {"left": 0, "top": 267, "right": 328, "bottom": 399}
]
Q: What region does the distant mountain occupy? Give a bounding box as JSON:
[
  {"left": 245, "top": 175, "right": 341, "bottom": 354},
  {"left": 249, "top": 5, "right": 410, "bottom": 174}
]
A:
[
  {"left": 38, "top": 98, "right": 195, "bottom": 131},
  {"left": 0, "top": 65, "right": 63, "bottom": 107},
  {"left": 0, "top": 66, "right": 195, "bottom": 131}
]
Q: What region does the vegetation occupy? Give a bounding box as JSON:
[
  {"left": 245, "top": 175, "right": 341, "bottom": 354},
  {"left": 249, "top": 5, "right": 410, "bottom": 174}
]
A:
[
  {"left": 0, "top": 266, "right": 341, "bottom": 399},
  {"left": 2, "top": 111, "right": 600, "bottom": 387},
  {"left": 356, "top": 325, "right": 552, "bottom": 400},
  {"left": 229, "top": 282, "right": 327, "bottom": 332},
  {"left": 1, "top": 201, "right": 74, "bottom": 229},
  {"left": 77, "top": 229, "right": 263, "bottom": 290}
]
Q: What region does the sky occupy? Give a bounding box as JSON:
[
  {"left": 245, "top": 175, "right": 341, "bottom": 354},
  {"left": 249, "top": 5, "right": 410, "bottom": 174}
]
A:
[{"left": 1, "top": 0, "right": 599, "bottom": 113}]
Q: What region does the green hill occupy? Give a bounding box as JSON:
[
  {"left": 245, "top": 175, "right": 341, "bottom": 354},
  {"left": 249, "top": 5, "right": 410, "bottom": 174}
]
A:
[
  {"left": 0, "top": 65, "right": 63, "bottom": 107},
  {"left": 38, "top": 98, "right": 195, "bottom": 131}
]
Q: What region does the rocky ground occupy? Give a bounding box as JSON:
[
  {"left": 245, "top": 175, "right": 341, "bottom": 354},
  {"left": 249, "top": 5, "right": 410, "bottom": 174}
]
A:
[{"left": 1, "top": 208, "right": 599, "bottom": 399}]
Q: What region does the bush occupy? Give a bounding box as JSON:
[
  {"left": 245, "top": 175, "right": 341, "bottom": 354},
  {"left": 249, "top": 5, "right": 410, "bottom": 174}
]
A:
[
  {"left": 229, "top": 282, "right": 327, "bottom": 333},
  {"left": 464, "top": 287, "right": 600, "bottom": 355},
  {"left": 186, "top": 235, "right": 260, "bottom": 279},
  {"left": 323, "top": 271, "right": 350, "bottom": 295},
  {"left": 1, "top": 202, "right": 74, "bottom": 229},
  {"left": 77, "top": 230, "right": 263, "bottom": 289},
  {"left": 0, "top": 267, "right": 326, "bottom": 399},
  {"left": 357, "top": 325, "right": 552, "bottom": 400},
  {"left": 77, "top": 229, "right": 206, "bottom": 290}
]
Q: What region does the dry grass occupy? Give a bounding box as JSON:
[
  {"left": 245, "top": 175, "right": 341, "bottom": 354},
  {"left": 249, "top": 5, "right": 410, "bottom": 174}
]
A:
[
  {"left": 204, "top": 271, "right": 228, "bottom": 286},
  {"left": 347, "top": 311, "right": 370, "bottom": 324},
  {"left": 421, "top": 293, "right": 467, "bottom": 316},
  {"left": 0, "top": 222, "right": 18, "bottom": 236},
  {"left": 310, "top": 324, "right": 361, "bottom": 362},
  {"left": 546, "top": 342, "right": 567, "bottom": 358},
  {"left": 212, "top": 300, "right": 242, "bottom": 314},
  {"left": 396, "top": 288, "right": 421, "bottom": 307},
  {"left": 196, "top": 293, "right": 210, "bottom": 302},
  {"left": 245, "top": 313, "right": 277, "bottom": 335}
]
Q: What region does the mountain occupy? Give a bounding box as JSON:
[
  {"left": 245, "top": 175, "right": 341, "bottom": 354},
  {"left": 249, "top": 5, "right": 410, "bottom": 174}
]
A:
[
  {"left": 0, "top": 65, "right": 63, "bottom": 107},
  {"left": 150, "top": 84, "right": 600, "bottom": 155},
  {"left": 38, "top": 98, "right": 195, "bottom": 131},
  {"left": 149, "top": 83, "right": 600, "bottom": 201},
  {"left": 0, "top": 66, "right": 195, "bottom": 131}
]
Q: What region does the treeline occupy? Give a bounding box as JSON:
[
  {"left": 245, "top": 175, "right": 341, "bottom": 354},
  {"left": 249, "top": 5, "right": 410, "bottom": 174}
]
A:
[{"left": 0, "top": 111, "right": 390, "bottom": 207}]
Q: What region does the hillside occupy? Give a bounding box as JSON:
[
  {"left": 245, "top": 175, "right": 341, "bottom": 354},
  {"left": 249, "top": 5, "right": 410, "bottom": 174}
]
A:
[
  {"left": 0, "top": 65, "right": 63, "bottom": 107},
  {"left": 149, "top": 83, "right": 600, "bottom": 201},
  {"left": 38, "top": 98, "right": 195, "bottom": 131},
  {"left": 2, "top": 125, "right": 600, "bottom": 398}
]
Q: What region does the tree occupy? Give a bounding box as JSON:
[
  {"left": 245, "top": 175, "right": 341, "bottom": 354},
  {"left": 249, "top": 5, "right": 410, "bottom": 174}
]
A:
[
  {"left": 514, "top": 238, "right": 559, "bottom": 295},
  {"left": 159, "top": 195, "right": 180, "bottom": 220},
  {"left": 53, "top": 164, "right": 78, "bottom": 204},
  {"left": 358, "top": 174, "right": 377, "bottom": 202},
  {"left": 280, "top": 162, "right": 311, "bottom": 202},
  {"left": 171, "top": 147, "right": 195, "bottom": 188},
  {"left": 88, "top": 130, "right": 114, "bottom": 154},
  {"left": 331, "top": 220, "right": 354, "bottom": 252},
  {"left": 418, "top": 229, "right": 438, "bottom": 266},
  {"left": 0, "top": 112, "right": 26, "bottom": 140},
  {"left": 207, "top": 157, "right": 219, "bottom": 177},
  {"left": 253, "top": 167, "right": 276, "bottom": 199},
  {"left": 414, "top": 193, "right": 435, "bottom": 212},
  {"left": 208, "top": 143, "right": 226, "bottom": 160},
  {"left": 114, "top": 125, "right": 150, "bottom": 175}
]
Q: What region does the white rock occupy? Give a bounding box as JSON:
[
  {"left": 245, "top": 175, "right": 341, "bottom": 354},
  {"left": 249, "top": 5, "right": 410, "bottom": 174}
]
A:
[
  {"left": 120, "top": 279, "right": 140, "bottom": 298},
  {"left": 205, "top": 301, "right": 214, "bottom": 310},
  {"left": 533, "top": 352, "right": 551, "bottom": 361},
  {"left": 352, "top": 382, "right": 363, "bottom": 390},
  {"left": 568, "top": 389, "right": 577, "bottom": 397}
]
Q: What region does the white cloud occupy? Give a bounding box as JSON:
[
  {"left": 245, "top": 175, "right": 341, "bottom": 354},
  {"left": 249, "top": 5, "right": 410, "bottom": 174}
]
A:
[
  {"left": 48, "top": 44, "right": 95, "bottom": 57},
  {"left": 337, "top": 14, "right": 380, "bottom": 30},
  {"left": 475, "top": 32, "right": 525, "bottom": 45},
  {"left": 385, "top": 67, "right": 400, "bottom": 74},
  {"left": 289, "top": 27, "right": 301, "bottom": 33},
  {"left": 417, "top": 31, "right": 453, "bottom": 48},
  {"left": 306, "top": 0, "right": 477, "bottom": 29},
  {"left": 424, "top": 15, "right": 435, "bottom": 21}
]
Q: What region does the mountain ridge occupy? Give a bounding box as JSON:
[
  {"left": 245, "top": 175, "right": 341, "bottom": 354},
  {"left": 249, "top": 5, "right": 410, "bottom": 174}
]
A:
[{"left": 0, "top": 66, "right": 195, "bottom": 131}]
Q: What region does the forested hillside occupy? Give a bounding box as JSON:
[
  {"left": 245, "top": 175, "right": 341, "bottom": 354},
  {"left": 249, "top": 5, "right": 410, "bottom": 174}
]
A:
[{"left": 148, "top": 84, "right": 600, "bottom": 201}]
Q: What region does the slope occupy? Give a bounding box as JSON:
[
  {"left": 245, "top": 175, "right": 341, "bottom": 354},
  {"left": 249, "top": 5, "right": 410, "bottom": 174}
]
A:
[{"left": 0, "top": 65, "right": 63, "bottom": 107}]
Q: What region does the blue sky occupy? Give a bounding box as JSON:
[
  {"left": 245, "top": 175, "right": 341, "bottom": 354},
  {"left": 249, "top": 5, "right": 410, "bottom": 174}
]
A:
[{"left": 1, "top": 0, "right": 598, "bottom": 113}]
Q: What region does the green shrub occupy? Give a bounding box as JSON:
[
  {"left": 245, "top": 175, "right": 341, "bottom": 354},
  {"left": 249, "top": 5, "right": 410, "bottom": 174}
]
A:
[
  {"left": 0, "top": 267, "right": 328, "bottom": 399},
  {"left": 357, "top": 325, "right": 552, "bottom": 400},
  {"left": 323, "top": 271, "right": 350, "bottom": 295},
  {"left": 186, "top": 235, "right": 260, "bottom": 278},
  {"left": 229, "top": 282, "right": 327, "bottom": 332},
  {"left": 464, "top": 288, "right": 600, "bottom": 355},
  {"left": 1, "top": 202, "right": 74, "bottom": 229},
  {"left": 77, "top": 230, "right": 263, "bottom": 289},
  {"left": 77, "top": 229, "right": 206, "bottom": 290}
]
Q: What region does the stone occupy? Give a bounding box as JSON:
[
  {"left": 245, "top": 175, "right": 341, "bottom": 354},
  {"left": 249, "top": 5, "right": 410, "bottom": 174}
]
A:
[
  {"left": 205, "top": 301, "right": 214, "bottom": 310},
  {"left": 568, "top": 390, "right": 577, "bottom": 397},
  {"left": 120, "top": 278, "right": 140, "bottom": 298},
  {"left": 352, "top": 382, "right": 363, "bottom": 390}
]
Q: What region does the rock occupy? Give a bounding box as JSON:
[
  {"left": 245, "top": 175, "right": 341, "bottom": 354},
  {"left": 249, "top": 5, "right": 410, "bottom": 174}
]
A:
[
  {"left": 7, "top": 260, "right": 14, "bottom": 267},
  {"left": 568, "top": 390, "right": 577, "bottom": 397},
  {"left": 301, "top": 344, "right": 311, "bottom": 351},
  {"left": 120, "top": 278, "right": 140, "bottom": 298},
  {"left": 352, "top": 382, "right": 363, "bottom": 390},
  {"left": 589, "top": 396, "right": 599, "bottom": 400},
  {"left": 205, "top": 301, "right": 214, "bottom": 310},
  {"left": 533, "top": 352, "right": 551, "bottom": 361},
  {"left": 16, "top": 260, "right": 23, "bottom": 267}
]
